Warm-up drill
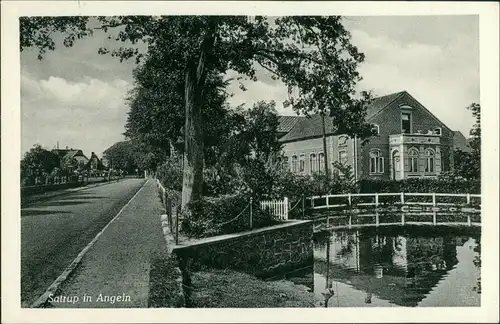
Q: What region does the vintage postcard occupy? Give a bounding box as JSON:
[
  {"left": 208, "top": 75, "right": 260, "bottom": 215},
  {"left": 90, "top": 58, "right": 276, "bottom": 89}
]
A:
[{"left": 1, "top": 1, "right": 499, "bottom": 323}]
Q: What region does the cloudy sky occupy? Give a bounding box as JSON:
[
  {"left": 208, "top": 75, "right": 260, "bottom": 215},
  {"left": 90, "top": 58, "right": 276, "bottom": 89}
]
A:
[{"left": 21, "top": 15, "right": 479, "bottom": 158}]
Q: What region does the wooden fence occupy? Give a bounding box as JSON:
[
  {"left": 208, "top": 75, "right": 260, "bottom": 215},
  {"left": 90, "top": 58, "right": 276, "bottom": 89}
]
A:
[{"left": 307, "top": 192, "right": 481, "bottom": 210}]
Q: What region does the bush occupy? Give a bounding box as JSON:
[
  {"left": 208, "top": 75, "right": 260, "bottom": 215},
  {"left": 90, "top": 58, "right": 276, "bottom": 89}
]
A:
[
  {"left": 358, "top": 178, "right": 481, "bottom": 194},
  {"left": 180, "top": 194, "right": 279, "bottom": 238},
  {"left": 156, "top": 157, "right": 183, "bottom": 191}
]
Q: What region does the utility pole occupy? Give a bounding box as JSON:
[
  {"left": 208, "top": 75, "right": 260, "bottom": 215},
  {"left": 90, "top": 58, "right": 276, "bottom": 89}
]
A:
[{"left": 321, "top": 112, "right": 330, "bottom": 179}]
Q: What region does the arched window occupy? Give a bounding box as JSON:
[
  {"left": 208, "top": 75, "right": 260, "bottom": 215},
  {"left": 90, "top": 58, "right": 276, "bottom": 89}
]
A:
[
  {"left": 408, "top": 148, "right": 419, "bottom": 173},
  {"left": 371, "top": 124, "right": 380, "bottom": 135},
  {"left": 425, "top": 149, "right": 435, "bottom": 173},
  {"left": 276, "top": 157, "right": 282, "bottom": 169},
  {"left": 283, "top": 156, "right": 289, "bottom": 171},
  {"left": 299, "top": 154, "right": 305, "bottom": 172},
  {"left": 310, "top": 153, "right": 317, "bottom": 173},
  {"left": 338, "top": 150, "right": 348, "bottom": 165},
  {"left": 369, "top": 150, "right": 384, "bottom": 174},
  {"left": 291, "top": 155, "right": 298, "bottom": 173},
  {"left": 318, "top": 152, "right": 325, "bottom": 173}
]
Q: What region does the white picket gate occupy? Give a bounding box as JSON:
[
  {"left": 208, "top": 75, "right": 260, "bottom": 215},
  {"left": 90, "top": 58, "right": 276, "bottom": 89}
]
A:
[{"left": 260, "top": 197, "right": 289, "bottom": 220}]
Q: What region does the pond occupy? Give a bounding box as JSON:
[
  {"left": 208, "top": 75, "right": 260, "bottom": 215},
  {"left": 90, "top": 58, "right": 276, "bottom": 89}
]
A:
[{"left": 282, "top": 225, "right": 481, "bottom": 307}]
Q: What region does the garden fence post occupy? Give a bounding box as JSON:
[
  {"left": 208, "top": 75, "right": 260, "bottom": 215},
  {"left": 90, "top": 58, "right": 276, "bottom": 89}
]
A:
[
  {"left": 432, "top": 193, "right": 436, "bottom": 206},
  {"left": 302, "top": 194, "right": 305, "bottom": 219},
  {"left": 284, "top": 197, "right": 289, "bottom": 220},
  {"left": 400, "top": 192, "right": 405, "bottom": 204},
  {"left": 249, "top": 197, "right": 253, "bottom": 229},
  {"left": 175, "top": 206, "right": 180, "bottom": 245},
  {"left": 466, "top": 193, "right": 471, "bottom": 205}
]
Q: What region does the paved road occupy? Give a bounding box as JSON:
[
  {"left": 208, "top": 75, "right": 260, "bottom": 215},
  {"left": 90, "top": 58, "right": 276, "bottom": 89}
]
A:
[{"left": 21, "top": 178, "right": 146, "bottom": 307}]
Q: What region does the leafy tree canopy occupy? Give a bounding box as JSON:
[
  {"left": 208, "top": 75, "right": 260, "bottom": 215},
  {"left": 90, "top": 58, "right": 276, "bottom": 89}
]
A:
[
  {"left": 21, "top": 15, "right": 373, "bottom": 206},
  {"left": 21, "top": 144, "right": 60, "bottom": 177}
]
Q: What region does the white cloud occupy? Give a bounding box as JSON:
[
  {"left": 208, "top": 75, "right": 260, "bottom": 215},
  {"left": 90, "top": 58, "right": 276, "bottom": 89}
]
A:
[
  {"left": 351, "top": 29, "right": 479, "bottom": 136},
  {"left": 21, "top": 72, "right": 132, "bottom": 157}
]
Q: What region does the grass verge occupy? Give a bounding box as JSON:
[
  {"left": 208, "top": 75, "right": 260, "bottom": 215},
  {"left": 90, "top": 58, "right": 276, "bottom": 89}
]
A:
[{"left": 188, "top": 269, "right": 319, "bottom": 308}]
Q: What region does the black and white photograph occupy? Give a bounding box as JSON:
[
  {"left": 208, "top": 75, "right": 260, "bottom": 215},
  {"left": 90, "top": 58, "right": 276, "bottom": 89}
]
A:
[{"left": 1, "top": 1, "right": 499, "bottom": 323}]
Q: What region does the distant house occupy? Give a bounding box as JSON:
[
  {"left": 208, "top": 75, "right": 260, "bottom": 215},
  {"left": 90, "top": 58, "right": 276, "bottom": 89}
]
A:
[
  {"left": 51, "top": 146, "right": 89, "bottom": 173},
  {"left": 277, "top": 91, "right": 467, "bottom": 181},
  {"left": 453, "top": 131, "right": 472, "bottom": 153},
  {"left": 87, "top": 152, "right": 105, "bottom": 171}
]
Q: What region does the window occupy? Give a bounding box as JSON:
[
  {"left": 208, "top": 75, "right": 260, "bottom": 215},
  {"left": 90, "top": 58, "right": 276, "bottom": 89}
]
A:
[
  {"left": 371, "top": 124, "right": 380, "bottom": 135},
  {"left": 425, "top": 149, "right": 435, "bottom": 173},
  {"left": 283, "top": 156, "right": 289, "bottom": 170},
  {"left": 408, "top": 148, "right": 419, "bottom": 173},
  {"left": 318, "top": 152, "right": 325, "bottom": 173},
  {"left": 338, "top": 136, "right": 348, "bottom": 146},
  {"left": 299, "top": 154, "right": 305, "bottom": 172},
  {"left": 291, "top": 155, "right": 298, "bottom": 173},
  {"left": 433, "top": 127, "right": 442, "bottom": 136},
  {"left": 338, "top": 150, "right": 348, "bottom": 165},
  {"left": 369, "top": 150, "right": 384, "bottom": 174},
  {"left": 402, "top": 112, "right": 412, "bottom": 134},
  {"left": 310, "top": 153, "right": 317, "bottom": 173}
]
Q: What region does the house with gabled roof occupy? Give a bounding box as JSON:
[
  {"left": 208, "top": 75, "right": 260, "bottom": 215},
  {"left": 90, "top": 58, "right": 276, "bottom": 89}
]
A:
[
  {"left": 51, "top": 146, "right": 89, "bottom": 173},
  {"left": 276, "top": 91, "right": 459, "bottom": 180}
]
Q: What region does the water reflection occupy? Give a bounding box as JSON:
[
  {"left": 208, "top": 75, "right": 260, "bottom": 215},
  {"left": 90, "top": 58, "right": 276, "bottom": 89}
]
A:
[{"left": 313, "top": 226, "right": 481, "bottom": 307}]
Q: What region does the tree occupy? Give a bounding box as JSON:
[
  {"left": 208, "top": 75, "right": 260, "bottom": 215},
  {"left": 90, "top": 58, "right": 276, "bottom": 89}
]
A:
[
  {"left": 21, "top": 16, "right": 372, "bottom": 208},
  {"left": 452, "top": 103, "right": 480, "bottom": 180},
  {"left": 21, "top": 144, "right": 60, "bottom": 179},
  {"left": 102, "top": 141, "right": 138, "bottom": 172},
  {"left": 240, "top": 101, "right": 282, "bottom": 163}
]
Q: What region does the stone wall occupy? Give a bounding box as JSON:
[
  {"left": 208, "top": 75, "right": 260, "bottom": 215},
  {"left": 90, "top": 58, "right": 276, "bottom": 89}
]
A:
[{"left": 173, "top": 220, "right": 313, "bottom": 278}]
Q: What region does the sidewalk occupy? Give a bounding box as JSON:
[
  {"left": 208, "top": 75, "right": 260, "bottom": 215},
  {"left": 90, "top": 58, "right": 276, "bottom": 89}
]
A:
[{"left": 47, "top": 179, "right": 171, "bottom": 308}]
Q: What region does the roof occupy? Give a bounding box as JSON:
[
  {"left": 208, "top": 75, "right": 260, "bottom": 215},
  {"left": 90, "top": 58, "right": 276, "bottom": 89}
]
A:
[
  {"left": 277, "top": 116, "right": 303, "bottom": 133},
  {"left": 453, "top": 131, "right": 472, "bottom": 153},
  {"left": 278, "top": 90, "right": 453, "bottom": 143},
  {"left": 279, "top": 114, "right": 336, "bottom": 143},
  {"left": 365, "top": 91, "right": 406, "bottom": 120},
  {"left": 278, "top": 92, "right": 407, "bottom": 143}
]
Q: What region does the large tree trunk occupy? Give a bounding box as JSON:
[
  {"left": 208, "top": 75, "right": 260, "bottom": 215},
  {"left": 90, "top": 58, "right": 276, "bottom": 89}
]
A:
[{"left": 181, "top": 30, "right": 215, "bottom": 209}]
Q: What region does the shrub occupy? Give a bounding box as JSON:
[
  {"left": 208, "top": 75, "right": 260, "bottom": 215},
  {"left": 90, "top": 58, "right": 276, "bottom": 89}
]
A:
[
  {"left": 156, "top": 157, "right": 183, "bottom": 191},
  {"left": 180, "top": 194, "right": 279, "bottom": 238},
  {"left": 358, "top": 178, "right": 481, "bottom": 194}
]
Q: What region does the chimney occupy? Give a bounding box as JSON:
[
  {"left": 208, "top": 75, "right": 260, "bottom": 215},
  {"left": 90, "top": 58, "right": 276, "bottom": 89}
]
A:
[{"left": 66, "top": 146, "right": 68, "bottom": 150}]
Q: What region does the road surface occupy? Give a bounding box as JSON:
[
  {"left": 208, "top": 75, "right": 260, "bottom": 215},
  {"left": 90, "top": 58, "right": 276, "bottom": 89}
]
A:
[{"left": 21, "top": 178, "right": 146, "bottom": 307}]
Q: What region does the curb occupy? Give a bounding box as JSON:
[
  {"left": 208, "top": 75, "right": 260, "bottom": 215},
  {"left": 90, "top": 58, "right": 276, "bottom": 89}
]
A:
[
  {"left": 159, "top": 210, "right": 186, "bottom": 307},
  {"left": 29, "top": 179, "right": 149, "bottom": 308}
]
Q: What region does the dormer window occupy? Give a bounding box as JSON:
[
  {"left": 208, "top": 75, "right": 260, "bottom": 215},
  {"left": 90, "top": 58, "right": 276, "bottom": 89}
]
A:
[
  {"left": 433, "top": 127, "right": 442, "bottom": 136},
  {"left": 401, "top": 112, "right": 412, "bottom": 134},
  {"left": 371, "top": 124, "right": 380, "bottom": 135}
]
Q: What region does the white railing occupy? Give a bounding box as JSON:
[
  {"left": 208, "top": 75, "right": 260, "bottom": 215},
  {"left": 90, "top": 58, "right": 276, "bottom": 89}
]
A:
[
  {"left": 260, "top": 197, "right": 289, "bottom": 220},
  {"left": 307, "top": 192, "right": 481, "bottom": 209}
]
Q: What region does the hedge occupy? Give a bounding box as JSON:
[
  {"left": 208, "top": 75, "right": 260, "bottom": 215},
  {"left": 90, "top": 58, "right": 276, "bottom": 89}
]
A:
[
  {"left": 180, "top": 194, "right": 279, "bottom": 239},
  {"left": 358, "top": 178, "right": 481, "bottom": 194}
]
